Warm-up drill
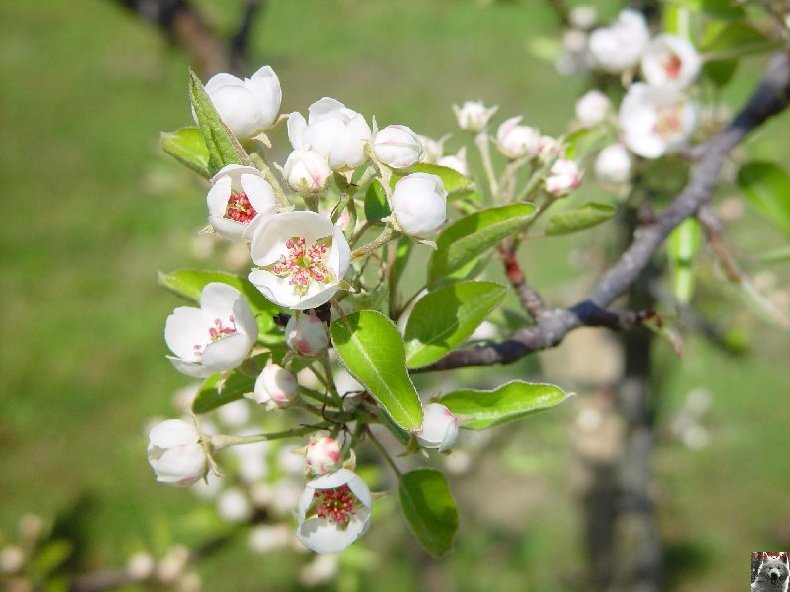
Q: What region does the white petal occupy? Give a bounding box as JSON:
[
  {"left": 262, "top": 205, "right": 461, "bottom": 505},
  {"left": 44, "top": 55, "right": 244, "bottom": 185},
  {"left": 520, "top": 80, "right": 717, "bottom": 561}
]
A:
[
  {"left": 240, "top": 174, "right": 277, "bottom": 215},
  {"left": 232, "top": 295, "right": 259, "bottom": 339},
  {"left": 149, "top": 419, "right": 198, "bottom": 448},
  {"left": 201, "top": 332, "right": 252, "bottom": 372},
  {"left": 308, "top": 97, "right": 346, "bottom": 123},
  {"left": 287, "top": 112, "right": 308, "bottom": 150},
  {"left": 209, "top": 216, "right": 247, "bottom": 242},
  {"left": 164, "top": 307, "right": 208, "bottom": 362},
  {"left": 204, "top": 73, "right": 243, "bottom": 93},
  {"left": 151, "top": 444, "right": 206, "bottom": 485},
  {"left": 206, "top": 175, "right": 232, "bottom": 218},
  {"left": 296, "top": 510, "right": 370, "bottom": 553},
  {"left": 166, "top": 356, "right": 214, "bottom": 378},
  {"left": 209, "top": 85, "right": 262, "bottom": 139},
  {"left": 199, "top": 282, "right": 241, "bottom": 319}
]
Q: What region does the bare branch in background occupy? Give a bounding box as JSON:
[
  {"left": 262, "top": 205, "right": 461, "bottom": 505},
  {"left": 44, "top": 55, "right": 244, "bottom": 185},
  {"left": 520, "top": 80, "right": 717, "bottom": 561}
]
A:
[{"left": 419, "top": 50, "right": 790, "bottom": 373}]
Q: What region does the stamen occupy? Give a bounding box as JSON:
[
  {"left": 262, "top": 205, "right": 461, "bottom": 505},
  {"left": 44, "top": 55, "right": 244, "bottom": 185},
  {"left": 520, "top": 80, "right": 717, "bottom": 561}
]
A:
[
  {"left": 653, "top": 106, "right": 683, "bottom": 139},
  {"left": 225, "top": 192, "right": 257, "bottom": 224},
  {"left": 264, "top": 235, "right": 335, "bottom": 297},
  {"left": 663, "top": 54, "right": 682, "bottom": 80},
  {"left": 315, "top": 484, "right": 356, "bottom": 526}
]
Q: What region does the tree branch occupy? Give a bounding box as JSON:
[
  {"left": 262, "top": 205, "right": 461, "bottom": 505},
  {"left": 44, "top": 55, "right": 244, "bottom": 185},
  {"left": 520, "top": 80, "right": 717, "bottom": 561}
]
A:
[{"left": 419, "top": 50, "right": 790, "bottom": 373}]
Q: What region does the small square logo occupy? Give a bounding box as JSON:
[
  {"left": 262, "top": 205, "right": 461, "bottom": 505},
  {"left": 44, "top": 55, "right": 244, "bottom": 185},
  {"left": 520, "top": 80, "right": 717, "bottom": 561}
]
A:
[{"left": 752, "top": 552, "right": 790, "bottom": 591}]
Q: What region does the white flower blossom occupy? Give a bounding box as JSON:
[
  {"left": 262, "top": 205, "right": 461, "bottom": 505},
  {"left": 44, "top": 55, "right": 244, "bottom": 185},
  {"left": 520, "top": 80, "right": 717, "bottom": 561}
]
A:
[
  {"left": 249, "top": 211, "right": 351, "bottom": 310},
  {"left": 452, "top": 100, "right": 498, "bottom": 132},
  {"left": 206, "top": 164, "right": 277, "bottom": 242},
  {"left": 641, "top": 34, "right": 701, "bottom": 89},
  {"left": 619, "top": 83, "right": 697, "bottom": 158},
  {"left": 296, "top": 469, "right": 372, "bottom": 553},
  {"left": 283, "top": 149, "right": 332, "bottom": 194},
  {"left": 545, "top": 159, "right": 582, "bottom": 196},
  {"left": 253, "top": 364, "right": 299, "bottom": 409},
  {"left": 391, "top": 173, "right": 447, "bottom": 237},
  {"left": 575, "top": 90, "right": 612, "bottom": 127},
  {"left": 147, "top": 419, "right": 207, "bottom": 486},
  {"left": 588, "top": 9, "right": 649, "bottom": 73},
  {"left": 288, "top": 98, "right": 372, "bottom": 171},
  {"left": 416, "top": 403, "right": 460, "bottom": 452},
  {"left": 595, "top": 144, "right": 632, "bottom": 184},
  {"left": 373, "top": 125, "right": 423, "bottom": 169},
  {"left": 203, "top": 65, "right": 281, "bottom": 139},
  {"left": 495, "top": 116, "right": 541, "bottom": 160},
  {"left": 165, "top": 283, "right": 258, "bottom": 378}
]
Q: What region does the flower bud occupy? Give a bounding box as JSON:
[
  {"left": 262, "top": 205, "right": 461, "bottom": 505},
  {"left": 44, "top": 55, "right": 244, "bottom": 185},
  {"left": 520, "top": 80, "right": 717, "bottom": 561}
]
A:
[
  {"left": 588, "top": 9, "right": 649, "bottom": 73},
  {"left": 391, "top": 173, "right": 448, "bottom": 237},
  {"left": 373, "top": 125, "right": 423, "bottom": 169},
  {"left": 416, "top": 403, "right": 460, "bottom": 452},
  {"left": 253, "top": 364, "right": 298, "bottom": 409},
  {"left": 126, "top": 552, "right": 155, "bottom": 582},
  {"left": 437, "top": 147, "right": 469, "bottom": 176},
  {"left": 147, "top": 419, "right": 207, "bottom": 487},
  {"left": 574, "top": 90, "right": 611, "bottom": 127},
  {"left": 452, "top": 100, "right": 498, "bottom": 132},
  {"left": 545, "top": 159, "right": 582, "bottom": 196},
  {"left": 569, "top": 5, "right": 597, "bottom": 29},
  {"left": 0, "top": 546, "right": 25, "bottom": 574},
  {"left": 283, "top": 149, "right": 332, "bottom": 194},
  {"left": 203, "top": 65, "right": 282, "bottom": 139},
  {"left": 285, "top": 313, "right": 329, "bottom": 357},
  {"left": 495, "top": 116, "right": 541, "bottom": 160},
  {"left": 538, "top": 135, "right": 562, "bottom": 163},
  {"left": 306, "top": 436, "right": 342, "bottom": 475},
  {"left": 217, "top": 487, "right": 254, "bottom": 523},
  {"left": 595, "top": 144, "right": 632, "bottom": 184},
  {"left": 417, "top": 134, "right": 446, "bottom": 164}
]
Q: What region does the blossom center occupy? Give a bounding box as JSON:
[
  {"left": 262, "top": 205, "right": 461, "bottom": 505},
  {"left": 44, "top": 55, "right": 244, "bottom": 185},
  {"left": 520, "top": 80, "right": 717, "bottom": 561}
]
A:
[
  {"left": 267, "top": 236, "right": 335, "bottom": 297},
  {"left": 193, "top": 316, "right": 237, "bottom": 357},
  {"left": 315, "top": 484, "right": 356, "bottom": 526},
  {"left": 225, "top": 192, "right": 257, "bottom": 224},
  {"left": 663, "top": 53, "right": 682, "bottom": 80},
  {"left": 653, "top": 106, "right": 684, "bottom": 140}
]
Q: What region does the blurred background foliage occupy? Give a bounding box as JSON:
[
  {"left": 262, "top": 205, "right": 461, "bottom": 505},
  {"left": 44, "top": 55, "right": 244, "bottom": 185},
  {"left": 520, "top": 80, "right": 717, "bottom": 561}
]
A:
[{"left": 0, "top": 0, "right": 788, "bottom": 590}]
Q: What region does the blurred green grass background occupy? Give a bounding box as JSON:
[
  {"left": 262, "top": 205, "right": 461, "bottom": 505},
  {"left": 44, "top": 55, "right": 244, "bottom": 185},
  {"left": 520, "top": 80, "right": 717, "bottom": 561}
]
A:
[{"left": 1, "top": 0, "right": 788, "bottom": 590}]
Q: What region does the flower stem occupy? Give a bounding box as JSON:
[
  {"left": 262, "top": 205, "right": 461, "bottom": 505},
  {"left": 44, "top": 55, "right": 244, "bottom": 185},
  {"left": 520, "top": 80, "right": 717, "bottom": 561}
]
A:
[
  {"left": 250, "top": 152, "right": 290, "bottom": 208},
  {"left": 474, "top": 131, "right": 499, "bottom": 199},
  {"left": 365, "top": 426, "right": 402, "bottom": 478},
  {"left": 351, "top": 226, "right": 400, "bottom": 260},
  {"left": 210, "top": 425, "right": 323, "bottom": 451}
]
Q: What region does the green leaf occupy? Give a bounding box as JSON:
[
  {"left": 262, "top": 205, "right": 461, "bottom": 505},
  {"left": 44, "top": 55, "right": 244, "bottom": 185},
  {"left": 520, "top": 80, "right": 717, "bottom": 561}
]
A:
[
  {"left": 736, "top": 161, "right": 790, "bottom": 236},
  {"left": 760, "top": 245, "right": 790, "bottom": 264},
  {"left": 668, "top": 0, "right": 745, "bottom": 19},
  {"left": 441, "top": 381, "right": 573, "bottom": 429},
  {"left": 192, "top": 369, "right": 256, "bottom": 414},
  {"left": 188, "top": 69, "right": 251, "bottom": 174},
  {"left": 427, "top": 203, "right": 538, "bottom": 285},
  {"left": 160, "top": 127, "right": 210, "bottom": 178},
  {"left": 330, "top": 311, "right": 423, "bottom": 430},
  {"left": 398, "top": 469, "right": 459, "bottom": 558},
  {"left": 29, "top": 541, "right": 72, "bottom": 577},
  {"left": 404, "top": 281, "right": 507, "bottom": 368},
  {"left": 545, "top": 202, "right": 617, "bottom": 235},
  {"left": 563, "top": 127, "right": 611, "bottom": 160},
  {"left": 407, "top": 163, "right": 475, "bottom": 196},
  {"left": 364, "top": 179, "right": 391, "bottom": 222}
]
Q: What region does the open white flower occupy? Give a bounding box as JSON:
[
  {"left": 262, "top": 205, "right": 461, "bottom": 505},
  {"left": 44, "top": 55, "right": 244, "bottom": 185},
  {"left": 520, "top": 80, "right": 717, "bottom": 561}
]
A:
[
  {"left": 373, "top": 125, "right": 423, "bottom": 169},
  {"left": 641, "top": 34, "right": 701, "bottom": 89},
  {"left": 416, "top": 403, "right": 460, "bottom": 452},
  {"left": 619, "top": 83, "right": 697, "bottom": 158},
  {"left": 147, "top": 419, "right": 207, "bottom": 486},
  {"left": 249, "top": 211, "right": 351, "bottom": 310},
  {"left": 453, "top": 100, "right": 498, "bottom": 132},
  {"left": 588, "top": 9, "right": 649, "bottom": 73},
  {"left": 165, "top": 283, "right": 258, "bottom": 378},
  {"left": 495, "top": 116, "right": 541, "bottom": 160},
  {"left": 288, "top": 98, "right": 372, "bottom": 171},
  {"left": 207, "top": 164, "right": 278, "bottom": 241},
  {"left": 296, "top": 469, "right": 372, "bottom": 553},
  {"left": 283, "top": 149, "right": 332, "bottom": 195},
  {"left": 575, "top": 90, "right": 611, "bottom": 127},
  {"left": 203, "top": 65, "right": 282, "bottom": 139},
  {"left": 595, "top": 144, "right": 632, "bottom": 184},
  {"left": 391, "top": 173, "right": 447, "bottom": 237}
]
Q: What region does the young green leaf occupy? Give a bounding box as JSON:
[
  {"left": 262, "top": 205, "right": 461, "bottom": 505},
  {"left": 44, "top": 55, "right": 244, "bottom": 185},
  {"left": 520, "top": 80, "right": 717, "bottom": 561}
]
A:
[
  {"left": 192, "top": 370, "right": 256, "bottom": 414},
  {"left": 427, "top": 203, "right": 538, "bottom": 285},
  {"left": 188, "top": 69, "right": 252, "bottom": 174},
  {"left": 407, "top": 163, "right": 475, "bottom": 196},
  {"left": 160, "top": 127, "right": 211, "bottom": 178},
  {"left": 545, "top": 202, "right": 617, "bottom": 235},
  {"left": 404, "top": 281, "right": 507, "bottom": 368},
  {"left": 736, "top": 161, "right": 790, "bottom": 236},
  {"left": 330, "top": 311, "right": 423, "bottom": 430},
  {"left": 364, "top": 179, "right": 391, "bottom": 222},
  {"left": 441, "top": 381, "right": 573, "bottom": 429},
  {"left": 398, "top": 469, "right": 459, "bottom": 558}
]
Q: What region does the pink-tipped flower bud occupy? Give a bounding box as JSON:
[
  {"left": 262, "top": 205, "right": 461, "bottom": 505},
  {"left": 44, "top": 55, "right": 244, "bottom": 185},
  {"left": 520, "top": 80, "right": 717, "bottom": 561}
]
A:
[
  {"left": 391, "top": 173, "right": 448, "bottom": 237},
  {"left": 545, "top": 159, "right": 582, "bottom": 196},
  {"left": 283, "top": 149, "right": 332, "bottom": 194},
  {"left": 452, "top": 100, "right": 498, "bottom": 132},
  {"left": 575, "top": 90, "right": 611, "bottom": 127},
  {"left": 373, "top": 125, "right": 423, "bottom": 169},
  {"left": 285, "top": 313, "right": 329, "bottom": 357},
  {"left": 306, "top": 436, "right": 342, "bottom": 475},
  {"left": 254, "top": 364, "right": 298, "bottom": 409},
  {"left": 495, "top": 116, "right": 541, "bottom": 160},
  {"left": 416, "top": 403, "right": 460, "bottom": 452},
  {"left": 147, "top": 419, "right": 207, "bottom": 487}
]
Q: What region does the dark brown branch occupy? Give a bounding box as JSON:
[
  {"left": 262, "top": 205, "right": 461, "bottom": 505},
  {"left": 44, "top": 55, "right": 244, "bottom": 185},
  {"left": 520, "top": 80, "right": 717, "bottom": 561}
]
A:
[
  {"left": 419, "top": 50, "right": 790, "bottom": 373},
  {"left": 697, "top": 205, "right": 743, "bottom": 283},
  {"left": 498, "top": 244, "right": 546, "bottom": 322}
]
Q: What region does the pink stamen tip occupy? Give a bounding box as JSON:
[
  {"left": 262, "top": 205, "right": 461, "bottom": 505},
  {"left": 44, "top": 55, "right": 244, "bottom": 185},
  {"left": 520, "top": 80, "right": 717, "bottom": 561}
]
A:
[{"left": 225, "top": 192, "right": 257, "bottom": 224}]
